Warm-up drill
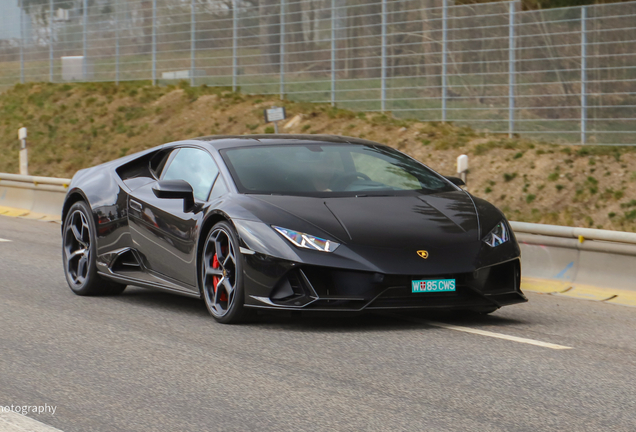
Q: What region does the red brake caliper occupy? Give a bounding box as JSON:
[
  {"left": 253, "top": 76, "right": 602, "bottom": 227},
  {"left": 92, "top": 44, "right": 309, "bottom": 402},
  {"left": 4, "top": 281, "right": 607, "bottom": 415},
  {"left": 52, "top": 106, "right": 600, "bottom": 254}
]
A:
[
  {"left": 212, "top": 254, "right": 220, "bottom": 293},
  {"left": 212, "top": 252, "right": 228, "bottom": 302}
]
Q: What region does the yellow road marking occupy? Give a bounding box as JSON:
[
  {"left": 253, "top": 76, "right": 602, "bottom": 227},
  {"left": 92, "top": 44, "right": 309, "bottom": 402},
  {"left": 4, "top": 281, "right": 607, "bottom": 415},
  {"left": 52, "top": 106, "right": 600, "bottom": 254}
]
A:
[
  {"left": 0, "top": 205, "right": 60, "bottom": 222},
  {"left": 522, "top": 277, "right": 636, "bottom": 308}
]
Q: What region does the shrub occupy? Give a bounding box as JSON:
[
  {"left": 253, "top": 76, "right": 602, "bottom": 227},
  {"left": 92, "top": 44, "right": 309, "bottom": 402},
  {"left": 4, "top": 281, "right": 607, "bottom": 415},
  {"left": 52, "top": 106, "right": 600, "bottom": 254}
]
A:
[{"left": 503, "top": 172, "right": 517, "bottom": 182}]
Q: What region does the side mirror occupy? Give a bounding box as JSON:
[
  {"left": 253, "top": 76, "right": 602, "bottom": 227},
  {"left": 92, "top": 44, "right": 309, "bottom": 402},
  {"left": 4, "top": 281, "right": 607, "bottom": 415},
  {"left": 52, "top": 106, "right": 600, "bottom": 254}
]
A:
[
  {"left": 152, "top": 180, "right": 195, "bottom": 212},
  {"left": 444, "top": 176, "right": 466, "bottom": 187}
]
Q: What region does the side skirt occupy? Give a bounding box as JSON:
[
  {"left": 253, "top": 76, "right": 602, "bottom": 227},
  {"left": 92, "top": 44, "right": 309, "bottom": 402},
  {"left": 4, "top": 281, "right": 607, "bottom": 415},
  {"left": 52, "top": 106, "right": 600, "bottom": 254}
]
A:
[{"left": 97, "top": 271, "right": 202, "bottom": 299}]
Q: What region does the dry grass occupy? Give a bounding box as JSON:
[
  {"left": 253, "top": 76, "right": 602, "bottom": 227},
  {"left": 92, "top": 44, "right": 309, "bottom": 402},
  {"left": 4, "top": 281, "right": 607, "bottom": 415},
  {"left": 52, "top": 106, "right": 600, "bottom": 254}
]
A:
[{"left": 1, "top": 81, "right": 636, "bottom": 231}]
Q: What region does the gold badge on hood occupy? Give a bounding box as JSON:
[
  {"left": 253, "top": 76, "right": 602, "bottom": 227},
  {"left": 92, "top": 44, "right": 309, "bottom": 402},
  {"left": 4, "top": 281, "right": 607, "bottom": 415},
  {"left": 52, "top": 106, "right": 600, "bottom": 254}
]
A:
[{"left": 417, "top": 250, "right": 429, "bottom": 259}]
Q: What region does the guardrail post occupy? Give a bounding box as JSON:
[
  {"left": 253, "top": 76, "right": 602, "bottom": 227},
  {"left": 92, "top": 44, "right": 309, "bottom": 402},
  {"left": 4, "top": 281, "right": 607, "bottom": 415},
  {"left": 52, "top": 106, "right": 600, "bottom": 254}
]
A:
[
  {"left": 381, "top": 0, "right": 387, "bottom": 112},
  {"left": 115, "top": 0, "right": 119, "bottom": 85},
  {"left": 83, "top": 0, "right": 87, "bottom": 81},
  {"left": 18, "top": 128, "right": 28, "bottom": 176},
  {"left": 49, "top": 0, "right": 54, "bottom": 82},
  {"left": 152, "top": 0, "right": 157, "bottom": 85},
  {"left": 331, "top": 0, "right": 336, "bottom": 107},
  {"left": 280, "top": 0, "right": 285, "bottom": 100},
  {"left": 20, "top": 3, "right": 24, "bottom": 84},
  {"left": 441, "top": 0, "right": 448, "bottom": 122},
  {"left": 190, "top": 0, "right": 195, "bottom": 87},
  {"left": 232, "top": 0, "right": 238, "bottom": 92},
  {"left": 581, "top": 6, "right": 587, "bottom": 145},
  {"left": 508, "top": 1, "right": 515, "bottom": 138}
]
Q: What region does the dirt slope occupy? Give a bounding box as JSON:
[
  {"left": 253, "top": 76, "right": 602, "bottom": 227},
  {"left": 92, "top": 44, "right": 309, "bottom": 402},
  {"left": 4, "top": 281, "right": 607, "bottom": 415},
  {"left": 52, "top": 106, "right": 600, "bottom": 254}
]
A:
[{"left": 1, "top": 81, "right": 635, "bottom": 231}]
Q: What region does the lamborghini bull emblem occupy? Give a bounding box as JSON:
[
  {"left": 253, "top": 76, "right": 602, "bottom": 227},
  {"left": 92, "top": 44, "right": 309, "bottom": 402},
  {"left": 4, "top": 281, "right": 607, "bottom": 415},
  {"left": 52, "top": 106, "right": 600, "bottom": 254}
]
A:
[{"left": 417, "top": 250, "right": 429, "bottom": 259}]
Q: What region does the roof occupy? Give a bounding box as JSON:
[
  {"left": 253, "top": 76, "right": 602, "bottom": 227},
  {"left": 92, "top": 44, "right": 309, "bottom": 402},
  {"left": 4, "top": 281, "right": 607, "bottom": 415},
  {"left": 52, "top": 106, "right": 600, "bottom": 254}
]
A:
[{"left": 192, "top": 134, "right": 383, "bottom": 150}]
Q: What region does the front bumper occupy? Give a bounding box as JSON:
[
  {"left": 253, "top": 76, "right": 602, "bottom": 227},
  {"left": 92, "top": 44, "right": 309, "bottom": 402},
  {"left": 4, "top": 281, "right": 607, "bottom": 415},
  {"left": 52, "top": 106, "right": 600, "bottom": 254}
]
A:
[{"left": 242, "top": 255, "right": 526, "bottom": 313}]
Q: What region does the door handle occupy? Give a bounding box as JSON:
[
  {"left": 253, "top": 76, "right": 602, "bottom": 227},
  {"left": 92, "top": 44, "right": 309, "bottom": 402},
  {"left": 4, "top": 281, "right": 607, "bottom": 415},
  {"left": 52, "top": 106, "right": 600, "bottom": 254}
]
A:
[{"left": 129, "top": 199, "right": 143, "bottom": 212}]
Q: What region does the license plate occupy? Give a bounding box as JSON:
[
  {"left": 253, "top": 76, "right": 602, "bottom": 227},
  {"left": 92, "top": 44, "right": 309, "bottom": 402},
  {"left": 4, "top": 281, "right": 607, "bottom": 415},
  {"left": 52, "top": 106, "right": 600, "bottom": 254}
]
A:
[{"left": 412, "top": 279, "right": 456, "bottom": 293}]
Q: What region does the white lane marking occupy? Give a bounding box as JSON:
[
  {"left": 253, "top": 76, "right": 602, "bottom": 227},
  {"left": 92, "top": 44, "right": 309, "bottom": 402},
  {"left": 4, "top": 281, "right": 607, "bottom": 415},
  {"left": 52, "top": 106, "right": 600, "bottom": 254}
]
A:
[
  {"left": 0, "top": 238, "right": 11, "bottom": 242},
  {"left": 426, "top": 320, "right": 573, "bottom": 350},
  {"left": 0, "top": 411, "right": 64, "bottom": 432}
]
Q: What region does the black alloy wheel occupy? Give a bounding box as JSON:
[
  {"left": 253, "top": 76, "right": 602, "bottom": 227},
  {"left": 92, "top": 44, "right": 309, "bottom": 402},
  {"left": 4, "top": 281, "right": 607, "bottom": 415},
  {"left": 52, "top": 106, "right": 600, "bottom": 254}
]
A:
[
  {"left": 201, "top": 221, "right": 249, "bottom": 323},
  {"left": 62, "top": 201, "right": 126, "bottom": 296}
]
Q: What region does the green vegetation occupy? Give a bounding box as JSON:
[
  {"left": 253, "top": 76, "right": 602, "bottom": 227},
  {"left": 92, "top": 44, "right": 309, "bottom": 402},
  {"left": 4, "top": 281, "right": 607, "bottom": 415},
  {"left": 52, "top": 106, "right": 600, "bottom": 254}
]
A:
[{"left": 503, "top": 172, "right": 518, "bottom": 182}]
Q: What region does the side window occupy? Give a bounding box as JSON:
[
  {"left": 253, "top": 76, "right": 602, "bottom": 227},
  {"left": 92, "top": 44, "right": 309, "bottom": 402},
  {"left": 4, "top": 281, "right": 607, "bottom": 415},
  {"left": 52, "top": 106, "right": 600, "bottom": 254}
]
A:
[
  {"left": 162, "top": 148, "right": 219, "bottom": 201},
  {"left": 209, "top": 176, "right": 229, "bottom": 200}
]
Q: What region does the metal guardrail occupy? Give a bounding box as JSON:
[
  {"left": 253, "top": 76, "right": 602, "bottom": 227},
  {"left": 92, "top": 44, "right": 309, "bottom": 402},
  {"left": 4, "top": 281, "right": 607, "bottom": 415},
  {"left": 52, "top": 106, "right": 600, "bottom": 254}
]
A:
[
  {"left": 511, "top": 221, "right": 636, "bottom": 257},
  {"left": 0, "top": 173, "right": 70, "bottom": 192},
  {"left": 0, "top": 173, "right": 69, "bottom": 220},
  {"left": 0, "top": 173, "right": 70, "bottom": 187}
]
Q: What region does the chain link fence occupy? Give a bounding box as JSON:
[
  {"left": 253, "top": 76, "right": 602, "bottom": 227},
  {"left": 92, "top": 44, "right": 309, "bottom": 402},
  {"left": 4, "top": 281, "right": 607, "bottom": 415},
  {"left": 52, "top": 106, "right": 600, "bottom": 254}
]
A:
[{"left": 3, "top": 0, "right": 636, "bottom": 145}]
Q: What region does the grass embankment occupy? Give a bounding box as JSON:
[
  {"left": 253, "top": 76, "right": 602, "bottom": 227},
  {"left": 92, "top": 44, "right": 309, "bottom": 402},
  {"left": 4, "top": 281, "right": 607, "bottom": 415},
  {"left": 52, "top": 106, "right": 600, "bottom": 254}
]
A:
[{"left": 1, "top": 81, "right": 635, "bottom": 231}]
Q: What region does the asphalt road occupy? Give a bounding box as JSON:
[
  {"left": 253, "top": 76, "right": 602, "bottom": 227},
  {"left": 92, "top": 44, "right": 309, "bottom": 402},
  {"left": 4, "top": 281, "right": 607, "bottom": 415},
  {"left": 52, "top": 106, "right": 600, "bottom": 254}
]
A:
[{"left": 1, "top": 216, "right": 636, "bottom": 432}]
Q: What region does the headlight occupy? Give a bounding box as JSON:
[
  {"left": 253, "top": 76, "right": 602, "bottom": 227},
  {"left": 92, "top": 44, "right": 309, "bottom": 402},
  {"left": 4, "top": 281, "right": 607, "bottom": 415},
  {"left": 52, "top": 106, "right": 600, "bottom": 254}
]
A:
[
  {"left": 482, "top": 221, "right": 509, "bottom": 247},
  {"left": 272, "top": 226, "right": 340, "bottom": 252}
]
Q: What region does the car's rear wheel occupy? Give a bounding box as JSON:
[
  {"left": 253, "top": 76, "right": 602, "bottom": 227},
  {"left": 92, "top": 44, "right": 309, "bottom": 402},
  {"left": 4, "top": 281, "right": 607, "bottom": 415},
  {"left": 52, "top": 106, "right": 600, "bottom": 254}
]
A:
[
  {"left": 201, "top": 221, "right": 250, "bottom": 324},
  {"left": 62, "top": 201, "right": 126, "bottom": 296}
]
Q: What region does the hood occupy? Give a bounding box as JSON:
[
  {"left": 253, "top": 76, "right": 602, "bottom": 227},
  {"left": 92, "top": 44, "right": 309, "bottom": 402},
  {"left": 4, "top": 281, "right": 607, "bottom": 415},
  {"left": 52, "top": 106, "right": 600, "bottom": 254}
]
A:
[{"left": 248, "top": 192, "right": 484, "bottom": 274}]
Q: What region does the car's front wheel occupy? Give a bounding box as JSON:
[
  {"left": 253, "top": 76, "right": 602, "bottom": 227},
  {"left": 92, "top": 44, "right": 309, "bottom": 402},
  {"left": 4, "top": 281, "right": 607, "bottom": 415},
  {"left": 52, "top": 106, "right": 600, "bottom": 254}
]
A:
[
  {"left": 62, "top": 201, "right": 126, "bottom": 296},
  {"left": 201, "top": 221, "right": 250, "bottom": 324}
]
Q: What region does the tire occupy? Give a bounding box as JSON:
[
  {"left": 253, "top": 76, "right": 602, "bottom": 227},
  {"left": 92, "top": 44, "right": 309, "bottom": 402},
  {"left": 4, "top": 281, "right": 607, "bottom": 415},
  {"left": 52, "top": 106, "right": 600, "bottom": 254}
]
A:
[
  {"left": 62, "top": 201, "right": 126, "bottom": 296},
  {"left": 200, "top": 221, "right": 251, "bottom": 324}
]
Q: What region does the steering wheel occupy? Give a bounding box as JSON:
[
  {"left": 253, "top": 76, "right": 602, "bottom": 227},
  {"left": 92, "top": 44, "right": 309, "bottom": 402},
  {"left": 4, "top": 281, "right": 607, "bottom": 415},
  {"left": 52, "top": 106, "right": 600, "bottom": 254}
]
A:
[{"left": 332, "top": 172, "right": 372, "bottom": 190}]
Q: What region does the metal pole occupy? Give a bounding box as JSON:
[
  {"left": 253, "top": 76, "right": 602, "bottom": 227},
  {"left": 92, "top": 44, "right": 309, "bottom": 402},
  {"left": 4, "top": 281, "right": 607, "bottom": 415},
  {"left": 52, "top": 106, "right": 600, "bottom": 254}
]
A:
[
  {"left": 20, "top": 2, "right": 24, "bottom": 84},
  {"left": 380, "top": 0, "right": 387, "bottom": 112},
  {"left": 280, "top": 0, "right": 285, "bottom": 100},
  {"left": 232, "top": 0, "right": 238, "bottom": 92},
  {"left": 115, "top": 0, "right": 119, "bottom": 85},
  {"left": 49, "top": 0, "right": 54, "bottom": 82},
  {"left": 441, "top": 0, "right": 448, "bottom": 122},
  {"left": 581, "top": 6, "right": 587, "bottom": 145},
  {"left": 331, "top": 0, "right": 336, "bottom": 106},
  {"left": 190, "top": 0, "right": 195, "bottom": 86},
  {"left": 152, "top": 0, "right": 157, "bottom": 85},
  {"left": 508, "top": 1, "right": 515, "bottom": 138},
  {"left": 83, "top": 0, "right": 87, "bottom": 80}
]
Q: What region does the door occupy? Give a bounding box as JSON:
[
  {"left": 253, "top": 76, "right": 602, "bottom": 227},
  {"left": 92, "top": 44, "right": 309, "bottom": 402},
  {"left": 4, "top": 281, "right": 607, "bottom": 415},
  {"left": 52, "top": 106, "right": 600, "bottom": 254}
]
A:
[{"left": 128, "top": 147, "right": 219, "bottom": 288}]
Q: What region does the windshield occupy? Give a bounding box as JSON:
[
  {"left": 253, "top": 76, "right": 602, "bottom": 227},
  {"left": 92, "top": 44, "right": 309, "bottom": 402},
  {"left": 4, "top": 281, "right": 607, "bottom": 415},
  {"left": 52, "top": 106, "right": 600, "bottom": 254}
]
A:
[{"left": 221, "top": 143, "right": 456, "bottom": 197}]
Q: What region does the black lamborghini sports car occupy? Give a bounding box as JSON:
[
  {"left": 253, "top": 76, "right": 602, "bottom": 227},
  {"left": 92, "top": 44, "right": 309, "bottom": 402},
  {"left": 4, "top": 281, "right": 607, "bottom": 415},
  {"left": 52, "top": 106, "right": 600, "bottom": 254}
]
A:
[{"left": 61, "top": 134, "right": 526, "bottom": 323}]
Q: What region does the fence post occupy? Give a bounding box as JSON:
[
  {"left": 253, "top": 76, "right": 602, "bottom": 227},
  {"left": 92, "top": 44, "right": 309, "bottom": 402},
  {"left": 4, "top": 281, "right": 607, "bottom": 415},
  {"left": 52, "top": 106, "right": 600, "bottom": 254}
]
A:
[
  {"left": 280, "top": 0, "right": 285, "bottom": 100},
  {"left": 115, "top": 0, "right": 119, "bottom": 85},
  {"left": 190, "top": 0, "right": 195, "bottom": 86},
  {"left": 49, "top": 0, "right": 54, "bottom": 82},
  {"left": 581, "top": 6, "right": 587, "bottom": 145},
  {"left": 508, "top": 1, "right": 515, "bottom": 138},
  {"left": 331, "top": 0, "right": 336, "bottom": 107},
  {"left": 381, "top": 0, "right": 387, "bottom": 112},
  {"left": 83, "top": 0, "right": 87, "bottom": 80},
  {"left": 152, "top": 0, "right": 157, "bottom": 85},
  {"left": 20, "top": 2, "right": 24, "bottom": 84},
  {"left": 232, "top": 0, "right": 238, "bottom": 92},
  {"left": 441, "top": 0, "right": 448, "bottom": 122}
]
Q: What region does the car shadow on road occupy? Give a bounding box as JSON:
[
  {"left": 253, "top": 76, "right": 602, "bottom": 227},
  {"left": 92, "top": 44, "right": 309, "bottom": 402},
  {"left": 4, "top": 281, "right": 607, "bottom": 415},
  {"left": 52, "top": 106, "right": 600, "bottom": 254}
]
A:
[
  {"left": 114, "top": 287, "right": 527, "bottom": 332},
  {"left": 115, "top": 287, "right": 210, "bottom": 317},
  {"left": 247, "top": 309, "right": 528, "bottom": 333}
]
